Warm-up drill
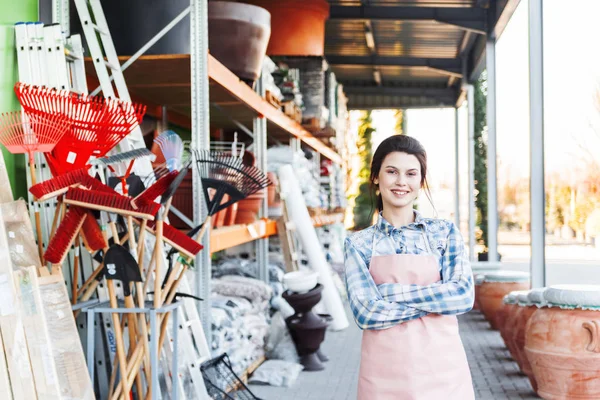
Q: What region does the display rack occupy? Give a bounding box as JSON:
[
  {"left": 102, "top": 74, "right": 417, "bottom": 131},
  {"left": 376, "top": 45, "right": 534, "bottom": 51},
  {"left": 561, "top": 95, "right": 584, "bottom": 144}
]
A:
[
  {"left": 83, "top": 54, "right": 343, "bottom": 165},
  {"left": 208, "top": 212, "right": 344, "bottom": 254}
]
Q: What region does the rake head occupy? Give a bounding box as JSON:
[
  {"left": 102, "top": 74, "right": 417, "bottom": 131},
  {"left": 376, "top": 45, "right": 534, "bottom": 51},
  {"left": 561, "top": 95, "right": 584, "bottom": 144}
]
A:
[
  {"left": 0, "top": 111, "right": 69, "bottom": 162},
  {"left": 14, "top": 82, "right": 147, "bottom": 174},
  {"left": 192, "top": 150, "right": 271, "bottom": 216}
]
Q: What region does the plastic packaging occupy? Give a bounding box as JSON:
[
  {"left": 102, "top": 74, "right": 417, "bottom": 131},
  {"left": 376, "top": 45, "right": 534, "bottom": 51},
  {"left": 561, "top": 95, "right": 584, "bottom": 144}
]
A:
[{"left": 248, "top": 359, "right": 304, "bottom": 387}]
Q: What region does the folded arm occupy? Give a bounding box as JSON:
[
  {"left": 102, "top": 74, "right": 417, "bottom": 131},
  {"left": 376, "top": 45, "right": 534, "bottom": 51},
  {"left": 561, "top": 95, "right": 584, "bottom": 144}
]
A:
[
  {"left": 376, "top": 222, "right": 474, "bottom": 315},
  {"left": 344, "top": 237, "right": 428, "bottom": 330}
]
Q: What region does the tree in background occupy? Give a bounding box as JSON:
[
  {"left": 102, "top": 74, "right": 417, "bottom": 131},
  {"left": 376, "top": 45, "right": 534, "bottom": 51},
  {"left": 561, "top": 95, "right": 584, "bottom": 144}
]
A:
[
  {"left": 474, "top": 72, "right": 489, "bottom": 253},
  {"left": 352, "top": 111, "right": 376, "bottom": 230},
  {"left": 394, "top": 109, "right": 405, "bottom": 135}
]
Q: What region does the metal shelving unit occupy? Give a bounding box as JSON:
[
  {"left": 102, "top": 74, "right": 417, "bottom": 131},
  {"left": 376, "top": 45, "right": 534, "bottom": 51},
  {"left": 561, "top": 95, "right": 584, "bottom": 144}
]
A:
[{"left": 55, "top": 0, "right": 344, "bottom": 366}]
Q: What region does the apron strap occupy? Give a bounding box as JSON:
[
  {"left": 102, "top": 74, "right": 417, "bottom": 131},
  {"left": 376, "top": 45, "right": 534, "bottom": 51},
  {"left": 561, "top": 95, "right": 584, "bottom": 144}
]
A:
[{"left": 421, "top": 230, "right": 433, "bottom": 254}]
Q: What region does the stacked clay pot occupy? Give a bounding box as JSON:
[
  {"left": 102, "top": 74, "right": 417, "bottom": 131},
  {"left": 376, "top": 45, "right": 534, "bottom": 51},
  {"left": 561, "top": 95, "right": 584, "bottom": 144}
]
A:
[
  {"left": 473, "top": 274, "right": 486, "bottom": 311},
  {"left": 498, "top": 291, "right": 519, "bottom": 347},
  {"left": 471, "top": 262, "right": 502, "bottom": 311},
  {"left": 512, "top": 288, "right": 547, "bottom": 392},
  {"left": 478, "top": 271, "right": 530, "bottom": 329},
  {"left": 502, "top": 290, "right": 531, "bottom": 362},
  {"left": 525, "top": 285, "right": 600, "bottom": 400}
]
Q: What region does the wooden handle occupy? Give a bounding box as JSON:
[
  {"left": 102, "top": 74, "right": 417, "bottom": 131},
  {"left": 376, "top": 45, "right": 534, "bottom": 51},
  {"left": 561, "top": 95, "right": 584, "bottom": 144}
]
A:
[
  {"left": 71, "top": 237, "right": 80, "bottom": 305},
  {"left": 34, "top": 208, "right": 44, "bottom": 263},
  {"left": 106, "top": 280, "right": 131, "bottom": 400},
  {"left": 153, "top": 220, "right": 163, "bottom": 309}
]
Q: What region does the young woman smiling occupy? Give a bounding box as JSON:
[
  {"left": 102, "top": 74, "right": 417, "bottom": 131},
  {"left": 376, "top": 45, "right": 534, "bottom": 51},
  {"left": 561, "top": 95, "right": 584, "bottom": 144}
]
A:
[{"left": 344, "top": 135, "right": 475, "bottom": 400}]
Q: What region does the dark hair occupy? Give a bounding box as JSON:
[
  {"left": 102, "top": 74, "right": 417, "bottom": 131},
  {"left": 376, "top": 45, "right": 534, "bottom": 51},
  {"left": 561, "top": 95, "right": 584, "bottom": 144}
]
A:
[{"left": 370, "top": 135, "right": 434, "bottom": 211}]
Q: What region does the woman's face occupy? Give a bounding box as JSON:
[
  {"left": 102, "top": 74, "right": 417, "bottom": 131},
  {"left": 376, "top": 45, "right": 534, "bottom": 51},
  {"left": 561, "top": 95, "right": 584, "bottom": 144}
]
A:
[{"left": 374, "top": 151, "right": 422, "bottom": 210}]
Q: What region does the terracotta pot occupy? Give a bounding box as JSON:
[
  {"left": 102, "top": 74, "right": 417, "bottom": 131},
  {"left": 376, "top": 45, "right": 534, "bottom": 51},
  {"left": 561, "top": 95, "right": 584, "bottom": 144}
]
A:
[
  {"left": 499, "top": 302, "right": 516, "bottom": 347},
  {"left": 208, "top": 2, "right": 271, "bottom": 83},
  {"left": 243, "top": 0, "right": 329, "bottom": 56},
  {"left": 478, "top": 271, "right": 530, "bottom": 330},
  {"left": 502, "top": 303, "right": 523, "bottom": 362},
  {"left": 512, "top": 304, "right": 539, "bottom": 391},
  {"left": 212, "top": 194, "right": 230, "bottom": 229},
  {"left": 223, "top": 203, "right": 238, "bottom": 226},
  {"left": 497, "top": 301, "right": 514, "bottom": 336},
  {"left": 235, "top": 210, "right": 258, "bottom": 225},
  {"left": 525, "top": 307, "right": 600, "bottom": 399},
  {"left": 473, "top": 274, "right": 486, "bottom": 311}
]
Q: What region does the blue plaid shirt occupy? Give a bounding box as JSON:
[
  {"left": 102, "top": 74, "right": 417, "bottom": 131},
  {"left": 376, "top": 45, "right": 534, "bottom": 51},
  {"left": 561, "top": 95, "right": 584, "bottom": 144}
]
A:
[{"left": 344, "top": 211, "right": 474, "bottom": 330}]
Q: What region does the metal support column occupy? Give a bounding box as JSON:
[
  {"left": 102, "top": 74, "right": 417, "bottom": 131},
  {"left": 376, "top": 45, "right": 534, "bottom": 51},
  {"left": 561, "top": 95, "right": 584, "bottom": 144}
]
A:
[
  {"left": 467, "top": 84, "right": 476, "bottom": 262},
  {"left": 454, "top": 107, "right": 460, "bottom": 229},
  {"left": 486, "top": 37, "right": 499, "bottom": 262},
  {"left": 254, "top": 72, "right": 269, "bottom": 284},
  {"left": 529, "top": 0, "right": 546, "bottom": 288},
  {"left": 190, "top": 0, "right": 212, "bottom": 335}
]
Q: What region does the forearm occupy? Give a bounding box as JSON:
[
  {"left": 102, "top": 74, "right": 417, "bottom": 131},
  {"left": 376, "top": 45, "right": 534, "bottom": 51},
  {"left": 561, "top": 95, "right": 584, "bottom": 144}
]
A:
[
  {"left": 349, "top": 295, "right": 429, "bottom": 330},
  {"left": 377, "top": 280, "right": 474, "bottom": 315}
]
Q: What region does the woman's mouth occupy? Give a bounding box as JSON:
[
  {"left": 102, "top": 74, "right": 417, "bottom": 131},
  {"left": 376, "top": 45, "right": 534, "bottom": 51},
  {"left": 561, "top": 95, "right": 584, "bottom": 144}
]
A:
[{"left": 391, "top": 189, "right": 410, "bottom": 197}]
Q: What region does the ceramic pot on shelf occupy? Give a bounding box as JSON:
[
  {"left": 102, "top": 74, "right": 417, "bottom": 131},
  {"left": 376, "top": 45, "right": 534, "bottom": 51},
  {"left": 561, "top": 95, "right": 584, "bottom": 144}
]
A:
[
  {"left": 208, "top": 2, "right": 271, "bottom": 85},
  {"left": 242, "top": 0, "right": 330, "bottom": 56}
]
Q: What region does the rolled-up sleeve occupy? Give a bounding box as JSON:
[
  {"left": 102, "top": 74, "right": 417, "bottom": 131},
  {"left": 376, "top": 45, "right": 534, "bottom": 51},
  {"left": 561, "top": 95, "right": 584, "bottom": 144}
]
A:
[
  {"left": 345, "top": 237, "right": 427, "bottom": 330},
  {"left": 377, "top": 222, "right": 474, "bottom": 315}
]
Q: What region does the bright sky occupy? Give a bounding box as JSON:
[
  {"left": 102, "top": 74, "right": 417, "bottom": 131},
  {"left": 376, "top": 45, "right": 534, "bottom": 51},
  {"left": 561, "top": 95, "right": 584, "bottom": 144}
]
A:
[{"left": 363, "top": 0, "right": 600, "bottom": 219}]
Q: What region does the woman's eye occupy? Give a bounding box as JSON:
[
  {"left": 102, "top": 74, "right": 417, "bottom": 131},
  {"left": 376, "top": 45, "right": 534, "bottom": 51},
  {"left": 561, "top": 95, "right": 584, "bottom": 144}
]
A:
[{"left": 387, "top": 170, "right": 397, "bottom": 174}]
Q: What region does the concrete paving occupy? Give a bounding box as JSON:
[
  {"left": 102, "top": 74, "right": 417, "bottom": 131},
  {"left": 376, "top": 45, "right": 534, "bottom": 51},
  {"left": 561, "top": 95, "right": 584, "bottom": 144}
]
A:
[{"left": 248, "top": 308, "right": 540, "bottom": 400}]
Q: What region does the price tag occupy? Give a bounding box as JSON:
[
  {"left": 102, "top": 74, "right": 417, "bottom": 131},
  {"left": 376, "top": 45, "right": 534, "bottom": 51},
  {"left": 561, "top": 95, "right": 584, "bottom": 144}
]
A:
[
  {"left": 8, "top": 231, "right": 15, "bottom": 238},
  {"left": 15, "top": 245, "right": 23, "bottom": 254},
  {"left": 247, "top": 224, "right": 259, "bottom": 239},
  {"left": 66, "top": 151, "right": 77, "bottom": 164},
  {"left": 257, "top": 220, "right": 266, "bottom": 236}
]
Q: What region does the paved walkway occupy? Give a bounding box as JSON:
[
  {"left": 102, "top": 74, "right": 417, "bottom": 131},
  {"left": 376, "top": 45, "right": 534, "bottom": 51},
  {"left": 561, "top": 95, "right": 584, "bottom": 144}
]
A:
[{"left": 248, "top": 308, "right": 540, "bottom": 400}]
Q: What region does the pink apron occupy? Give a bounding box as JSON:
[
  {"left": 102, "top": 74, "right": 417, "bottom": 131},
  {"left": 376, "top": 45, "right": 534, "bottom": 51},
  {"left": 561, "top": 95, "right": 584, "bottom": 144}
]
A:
[{"left": 357, "top": 231, "right": 474, "bottom": 400}]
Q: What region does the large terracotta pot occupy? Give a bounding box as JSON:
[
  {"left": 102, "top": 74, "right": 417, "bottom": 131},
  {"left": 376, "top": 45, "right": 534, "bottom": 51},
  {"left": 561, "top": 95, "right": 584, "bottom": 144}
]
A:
[
  {"left": 243, "top": 0, "right": 330, "bottom": 56},
  {"left": 512, "top": 290, "right": 546, "bottom": 391},
  {"left": 473, "top": 274, "right": 485, "bottom": 311},
  {"left": 478, "top": 271, "right": 530, "bottom": 330},
  {"left": 525, "top": 285, "right": 600, "bottom": 400},
  {"left": 471, "top": 262, "right": 502, "bottom": 311},
  {"left": 497, "top": 291, "right": 519, "bottom": 340},
  {"left": 208, "top": 2, "right": 271, "bottom": 84}
]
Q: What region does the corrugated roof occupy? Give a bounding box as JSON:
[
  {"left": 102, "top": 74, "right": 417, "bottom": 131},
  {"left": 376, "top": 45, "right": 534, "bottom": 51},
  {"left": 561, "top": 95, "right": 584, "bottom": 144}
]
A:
[{"left": 325, "top": 0, "right": 521, "bottom": 109}]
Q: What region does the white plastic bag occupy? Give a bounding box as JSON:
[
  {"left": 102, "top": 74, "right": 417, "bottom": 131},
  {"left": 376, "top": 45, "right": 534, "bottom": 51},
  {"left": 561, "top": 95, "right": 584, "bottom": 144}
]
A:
[{"left": 248, "top": 360, "right": 304, "bottom": 387}]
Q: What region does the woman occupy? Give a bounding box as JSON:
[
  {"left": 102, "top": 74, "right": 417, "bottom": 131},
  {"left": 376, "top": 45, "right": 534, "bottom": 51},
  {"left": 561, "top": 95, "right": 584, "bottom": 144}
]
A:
[{"left": 344, "top": 135, "right": 475, "bottom": 400}]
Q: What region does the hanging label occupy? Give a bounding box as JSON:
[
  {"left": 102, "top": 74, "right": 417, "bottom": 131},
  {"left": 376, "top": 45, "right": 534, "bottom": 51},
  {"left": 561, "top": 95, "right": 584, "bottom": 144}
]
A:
[
  {"left": 66, "top": 152, "right": 77, "bottom": 164},
  {"left": 106, "top": 263, "right": 116, "bottom": 276},
  {"left": 75, "top": 247, "right": 80, "bottom": 257},
  {"left": 8, "top": 231, "right": 15, "bottom": 238},
  {"left": 15, "top": 245, "right": 23, "bottom": 254},
  {"left": 247, "top": 224, "right": 259, "bottom": 239},
  {"left": 258, "top": 221, "right": 266, "bottom": 236}
]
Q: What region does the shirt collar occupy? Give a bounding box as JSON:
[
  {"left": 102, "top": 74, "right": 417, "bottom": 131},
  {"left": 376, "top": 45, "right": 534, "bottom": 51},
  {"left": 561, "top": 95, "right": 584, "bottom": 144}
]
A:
[{"left": 376, "top": 210, "right": 426, "bottom": 235}]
